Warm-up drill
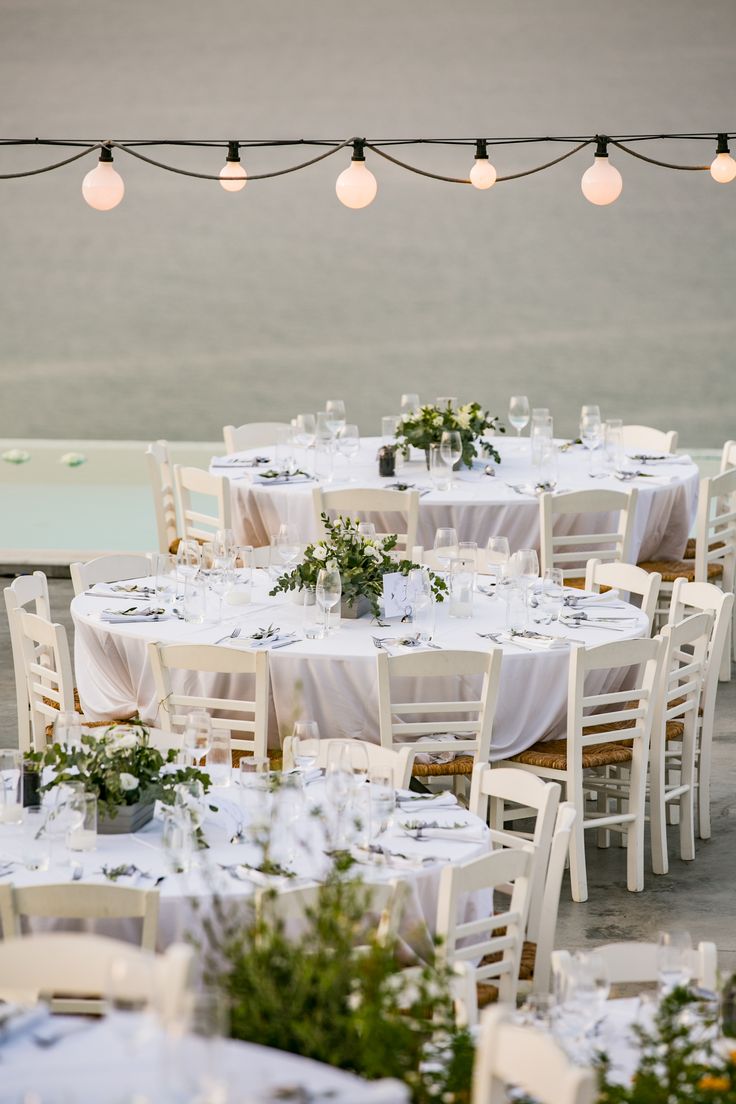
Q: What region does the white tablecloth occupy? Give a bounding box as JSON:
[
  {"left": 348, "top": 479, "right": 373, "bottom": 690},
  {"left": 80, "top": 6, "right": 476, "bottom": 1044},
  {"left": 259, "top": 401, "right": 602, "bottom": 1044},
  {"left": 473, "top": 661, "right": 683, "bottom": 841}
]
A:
[
  {"left": 213, "top": 437, "right": 699, "bottom": 561},
  {"left": 73, "top": 576, "right": 649, "bottom": 759}
]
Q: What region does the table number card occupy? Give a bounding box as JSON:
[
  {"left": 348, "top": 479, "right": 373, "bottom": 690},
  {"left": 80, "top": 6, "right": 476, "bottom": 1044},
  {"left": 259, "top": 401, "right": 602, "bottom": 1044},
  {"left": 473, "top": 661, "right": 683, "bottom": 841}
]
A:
[{"left": 382, "top": 572, "right": 412, "bottom": 620}]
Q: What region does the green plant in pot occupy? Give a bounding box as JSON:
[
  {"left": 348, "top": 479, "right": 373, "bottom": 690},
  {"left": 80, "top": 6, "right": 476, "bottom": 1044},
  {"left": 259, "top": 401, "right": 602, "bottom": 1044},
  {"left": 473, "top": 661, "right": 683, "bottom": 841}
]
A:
[{"left": 396, "top": 400, "right": 504, "bottom": 470}]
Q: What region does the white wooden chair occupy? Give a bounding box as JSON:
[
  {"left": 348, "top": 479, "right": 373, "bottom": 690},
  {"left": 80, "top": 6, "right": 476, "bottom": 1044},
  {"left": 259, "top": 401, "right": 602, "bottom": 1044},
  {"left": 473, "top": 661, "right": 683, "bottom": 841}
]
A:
[
  {"left": 70, "top": 553, "right": 152, "bottom": 597},
  {"left": 4, "top": 572, "right": 52, "bottom": 753},
  {"left": 282, "top": 737, "right": 415, "bottom": 789},
  {"left": 532, "top": 803, "right": 577, "bottom": 994},
  {"left": 376, "top": 647, "right": 503, "bottom": 787},
  {"left": 255, "top": 879, "right": 406, "bottom": 948},
  {"left": 584, "top": 558, "right": 661, "bottom": 634},
  {"left": 720, "top": 439, "right": 736, "bottom": 472},
  {"left": 223, "top": 422, "right": 291, "bottom": 453},
  {"left": 621, "top": 425, "right": 679, "bottom": 455},
  {"left": 147, "top": 641, "right": 270, "bottom": 759},
  {"left": 436, "top": 846, "right": 534, "bottom": 1010},
  {"left": 639, "top": 467, "right": 736, "bottom": 677},
  {"left": 552, "top": 940, "right": 717, "bottom": 991},
  {"left": 0, "top": 934, "right": 192, "bottom": 1017},
  {"left": 313, "top": 486, "right": 420, "bottom": 555},
  {"left": 12, "top": 608, "right": 82, "bottom": 750},
  {"left": 471, "top": 1006, "right": 597, "bottom": 1104},
  {"left": 667, "top": 579, "right": 734, "bottom": 839},
  {"left": 146, "top": 440, "right": 179, "bottom": 553},
  {"left": 496, "top": 636, "right": 665, "bottom": 902},
  {"left": 173, "top": 465, "right": 232, "bottom": 544},
  {"left": 0, "top": 883, "right": 159, "bottom": 949},
  {"left": 539, "top": 488, "right": 637, "bottom": 586}
]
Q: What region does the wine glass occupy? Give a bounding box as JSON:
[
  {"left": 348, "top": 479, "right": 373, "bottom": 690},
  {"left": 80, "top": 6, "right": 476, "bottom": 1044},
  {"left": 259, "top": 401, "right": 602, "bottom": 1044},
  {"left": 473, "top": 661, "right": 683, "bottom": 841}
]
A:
[
  {"left": 508, "top": 395, "right": 530, "bottom": 446},
  {"left": 182, "top": 711, "right": 212, "bottom": 767},
  {"left": 293, "top": 413, "right": 316, "bottom": 474},
  {"left": 369, "top": 771, "right": 395, "bottom": 838},
  {"left": 433, "top": 527, "right": 459, "bottom": 572},
  {"left": 336, "top": 424, "right": 360, "bottom": 480},
  {"left": 153, "top": 552, "right": 177, "bottom": 611},
  {"left": 316, "top": 565, "right": 341, "bottom": 637},
  {"left": 52, "top": 710, "right": 83, "bottom": 752},
  {"left": 400, "top": 393, "right": 420, "bottom": 416},
  {"left": 440, "top": 430, "right": 462, "bottom": 488},
  {"left": 325, "top": 741, "right": 353, "bottom": 848},
  {"left": 484, "top": 536, "right": 510, "bottom": 578},
  {"left": 276, "top": 523, "right": 301, "bottom": 570},
  {"left": 407, "top": 567, "right": 434, "bottom": 641},
  {"left": 213, "top": 529, "right": 236, "bottom": 559},
  {"left": 325, "top": 399, "right": 346, "bottom": 437},
  {"left": 292, "top": 721, "right": 320, "bottom": 772},
  {"left": 580, "top": 404, "right": 601, "bottom": 421},
  {"left": 580, "top": 412, "right": 603, "bottom": 474},
  {"left": 381, "top": 415, "right": 400, "bottom": 445},
  {"left": 534, "top": 567, "right": 564, "bottom": 624},
  {"left": 657, "top": 930, "right": 693, "bottom": 994},
  {"left": 315, "top": 411, "right": 335, "bottom": 481},
  {"left": 358, "top": 521, "right": 376, "bottom": 540},
  {"left": 516, "top": 548, "right": 540, "bottom": 595}
]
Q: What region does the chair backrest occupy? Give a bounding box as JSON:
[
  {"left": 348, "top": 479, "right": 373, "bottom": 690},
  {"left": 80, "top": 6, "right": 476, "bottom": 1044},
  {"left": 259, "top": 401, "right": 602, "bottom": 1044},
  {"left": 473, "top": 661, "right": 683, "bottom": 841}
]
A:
[
  {"left": 472, "top": 1006, "right": 597, "bottom": 1104},
  {"left": 721, "top": 439, "right": 736, "bottom": 473},
  {"left": 70, "top": 553, "right": 152, "bottom": 597},
  {"left": 147, "top": 641, "right": 270, "bottom": 757},
  {"left": 376, "top": 647, "right": 503, "bottom": 766},
  {"left": 281, "top": 737, "right": 415, "bottom": 789},
  {"left": 468, "top": 765, "right": 560, "bottom": 946},
  {"left": 584, "top": 557, "right": 661, "bottom": 633},
  {"left": 255, "top": 878, "right": 406, "bottom": 948},
  {"left": 532, "top": 803, "right": 577, "bottom": 995},
  {"left": 0, "top": 933, "right": 192, "bottom": 1017},
  {"left": 539, "top": 488, "right": 637, "bottom": 582},
  {"left": 654, "top": 612, "right": 712, "bottom": 749},
  {"left": 4, "top": 572, "right": 51, "bottom": 753},
  {"left": 173, "top": 465, "right": 232, "bottom": 543},
  {"left": 146, "top": 440, "right": 178, "bottom": 553},
  {"left": 313, "top": 486, "right": 419, "bottom": 555},
  {"left": 11, "top": 608, "right": 76, "bottom": 750},
  {"left": 436, "top": 845, "right": 534, "bottom": 1007},
  {"left": 693, "top": 468, "right": 736, "bottom": 595},
  {"left": 223, "top": 422, "right": 291, "bottom": 453},
  {"left": 621, "top": 425, "right": 679, "bottom": 455},
  {"left": 552, "top": 940, "right": 717, "bottom": 990},
  {"left": 0, "top": 882, "right": 159, "bottom": 950}
]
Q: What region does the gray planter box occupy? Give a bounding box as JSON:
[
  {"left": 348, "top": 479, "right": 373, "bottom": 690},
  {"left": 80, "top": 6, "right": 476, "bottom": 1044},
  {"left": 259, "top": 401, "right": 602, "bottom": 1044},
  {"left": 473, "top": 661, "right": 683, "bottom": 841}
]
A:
[
  {"left": 341, "top": 595, "right": 373, "bottom": 620},
  {"left": 98, "top": 799, "right": 155, "bottom": 835}
]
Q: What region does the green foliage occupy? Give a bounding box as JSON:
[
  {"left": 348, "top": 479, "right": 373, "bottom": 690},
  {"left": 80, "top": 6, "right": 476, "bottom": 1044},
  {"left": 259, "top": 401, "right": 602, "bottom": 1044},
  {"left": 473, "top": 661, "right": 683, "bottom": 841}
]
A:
[
  {"left": 203, "top": 862, "right": 473, "bottom": 1104},
  {"left": 396, "top": 401, "right": 504, "bottom": 469},
  {"left": 27, "top": 719, "right": 210, "bottom": 821},
  {"left": 269, "top": 513, "right": 448, "bottom": 618}
]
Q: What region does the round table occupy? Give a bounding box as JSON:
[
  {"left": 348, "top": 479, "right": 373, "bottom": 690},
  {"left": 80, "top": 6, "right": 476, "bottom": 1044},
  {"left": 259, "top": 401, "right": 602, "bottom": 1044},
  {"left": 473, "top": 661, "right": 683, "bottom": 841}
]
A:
[
  {"left": 211, "top": 437, "right": 699, "bottom": 561},
  {"left": 72, "top": 574, "right": 649, "bottom": 759}
]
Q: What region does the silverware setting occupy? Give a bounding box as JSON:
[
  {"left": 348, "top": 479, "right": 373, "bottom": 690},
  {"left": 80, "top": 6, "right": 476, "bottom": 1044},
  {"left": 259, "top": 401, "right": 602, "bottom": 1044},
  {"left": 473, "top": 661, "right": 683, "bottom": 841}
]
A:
[{"left": 214, "top": 626, "right": 242, "bottom": 645}]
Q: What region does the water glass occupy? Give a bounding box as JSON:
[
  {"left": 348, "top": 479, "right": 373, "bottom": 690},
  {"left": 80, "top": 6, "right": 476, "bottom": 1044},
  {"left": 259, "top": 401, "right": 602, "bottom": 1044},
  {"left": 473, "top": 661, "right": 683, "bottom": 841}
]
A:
[
  {"left": 458, "top": 541, "right": 478, "bottom": 587},
  {"left": 162, "top": 806, "right": 194, "bottom": 874},
  {"left": 325, "top": 742, "right": 353, "bottom": 846},
  {"left": 531, "top": 416, "right": 554, "bottom": 467},
  {"left": 337, "top": 424, "right": 360, "bottom": 479},
  {"left": 174, "top": 779, "right": 206, "bottom": 833},
  {"left": 449, "top": 557, "right": 475, "bottom": 618},
  {"left": 66, "top": 792, "right": 97, "bottom": 851},
  {"left": 0, "top": 750, "right": 22, "bottom": 825},
  {"left": 604, "top": 418, "right": 624, "bottom": 472},
  {"left": 182, "top": 572, "right": 207, "bottom": 624},
  {"left": 182, "top": 710, "right": 212, "bottom": 767},
  {"left": 429, "top": 443, "right": 451, "bottom": 491},
  {"left": 358, "top": 521, "right": 376, "bottom": 540},
  {"left": 325, "top": 398, "right": 346, "bottom": 438},
  {"left": 292, "top": 721, "right": 320, "bottom": 771},
  {"left": 314, "top": 411, "right": 334, "bottom": 481},
  {"left": 508, "top": 395, "right": 530, "bottom": 442},
  {"left": 535, "top": 568, "right": 564, "bottom": 624},
  {"left": 440, "top": 430, "right": 462, "bottom": 487},
  {"left": 180, "top": 988, "right": 230, "bottom": 1102},
  {"left": 657, "top": 930, "right": 693, "bottom": 994},
  {"left": 176, "top": 540, "right": 201, "bottom": 590},
  {"left": 369, "top": 771, "right": 395, "bottom": 837},
  {"left": 316, "top": 565, "right": 341, "bottom": 637},
  {"left": 435, "top": 396, "right": 457, "bottom": 408},
  {"left": 275, "top": 523, "right": 301, "bottom": 570},
  {"left": 516, "top": 548, "right": 540, "bottom": 594},
  {"left": 538, "top": 436, "right": 560, "bottom": 487},
  {"left": 206, "top": 729, "right": 233, "bottom": 787},
  {"left": 400, "top": 393, "right": 420, "bottom": 416},
  {"left": 580, "top": 404, "right": 601, "bottom": 421},
  {"left": 407, "top": 567, "right": 435, "bottom": 641},
  {"left": 52, "top": 710, "right": 83, "bottom": 752},
  {"left": 213, "top": 529, "right": 236, "bottom": 559},
  {"left": 580, "top": 412, "right": 603, "bottom": 473},
  {"left": 22, "top": 806, "right": 50, "bottom": 871},
  {"left": 153, "top": 552, "right": 177, "bottom": 611},
  {"left": 381, "top": 415, "right": 400, "bottom": 445},
  {"left": 433, "top": 527, "right": 458, "bottom": 571},
  {"left": 293, "top": 412, "right": 317, "bottom": 474}
]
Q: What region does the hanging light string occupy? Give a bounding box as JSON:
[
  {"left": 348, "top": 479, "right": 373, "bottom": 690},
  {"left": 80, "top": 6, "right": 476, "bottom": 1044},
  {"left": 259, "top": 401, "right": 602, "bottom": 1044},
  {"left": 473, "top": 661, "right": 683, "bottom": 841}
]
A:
[{"left": 1, "top": 132, "right": 734, "bottom": 207}]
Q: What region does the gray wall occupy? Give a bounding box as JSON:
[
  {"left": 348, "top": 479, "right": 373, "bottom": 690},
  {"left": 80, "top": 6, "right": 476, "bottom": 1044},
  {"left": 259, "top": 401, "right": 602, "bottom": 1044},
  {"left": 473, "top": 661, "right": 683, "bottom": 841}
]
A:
[{"left": 0, "top": 0, "right": 734, "bottom": 444}]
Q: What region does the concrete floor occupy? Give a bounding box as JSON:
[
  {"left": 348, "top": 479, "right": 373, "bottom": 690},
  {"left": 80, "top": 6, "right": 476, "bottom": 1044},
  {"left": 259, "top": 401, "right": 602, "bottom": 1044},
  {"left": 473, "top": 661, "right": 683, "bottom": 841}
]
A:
[{"left": 2, "top": 576, "right": 734, "bottom": 968}]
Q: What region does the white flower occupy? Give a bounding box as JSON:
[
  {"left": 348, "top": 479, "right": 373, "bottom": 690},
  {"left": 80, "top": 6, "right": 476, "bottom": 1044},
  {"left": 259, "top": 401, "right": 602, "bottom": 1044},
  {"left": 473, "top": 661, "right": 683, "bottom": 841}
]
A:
[
  {"left": 432, "top": 413, "right": 444, "bottom": 428},
  {"left": 119, "top": 773, "right": 139, "bottom": 792},
  {"left": 365, "top": 544, "right": 383, "bottom": 562},
  {"left": 311, "top": 544, "right": 327, "bottom": 561},
  {"left": 325, "top": 559, "right": 339, "bottom": 573},
  {"left": 110, "top": 732, "right": 138, "bottom": 752}
]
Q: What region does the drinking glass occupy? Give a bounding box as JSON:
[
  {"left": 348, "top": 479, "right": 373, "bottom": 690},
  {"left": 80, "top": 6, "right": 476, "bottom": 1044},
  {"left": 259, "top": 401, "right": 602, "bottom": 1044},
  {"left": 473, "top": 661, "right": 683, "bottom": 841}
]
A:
[
  {"left": 508, "top": 395, "right": 531, "bottom": 443},
  {"left": 0, "top": 750, "right": 22, "bottom": 825},
  {"left": 293, "top": 413, "right": 316, "bottom": 474},
  {"left": 176, "top": 540, "right": 201, "bottom": 587},
  {"left": 347, "top": 740, "right": 370, "bottom": 789},
  {"left": 531, "top": 407, "right": 551, "bottom": 422},
  {"left": 181, "top": 988, "right": 230, "bottom": 1102},
  {"left": 458, "top": 540, "right": 478, "bottom": 584},
  {"left": 497, "top": 562, "right": 525, "bottom": 632},
  {"left": 534, "top": 568, "right": 564, "bottom": 624},
  {"left": 531, "top": 415, "right": 554, "bottom": 467},
  {"left": 440, "top": 430, "right": 462, "bottom": 488},
  {"left": 580, "top": 404, "right": 601, "bottom": 421},
  {"left": 153, "top": 552, "right": 177, "bottom": 611},
  {"left": 580, "top": 412, "right": 603, "bottom": 475},
  {"left": 182, "top": 711, "right": 212, "bottom": 767},
  {"left": 369, "top": 771, "right": 395, "bottom": 837},
  {"left": 435, "top": 396, "right": 457, "bottom": 408},
  {"left": 182, "top": 571, "right": 207, "bottom": 623},
  {"left": 358, "top": 521, "right": 376, "bottom": 540},
  {"left": 657, "top": 930, "right": 693, "bottom": 994},
  {"left": 407, "top": 567, "right": 435, "bottom": 641},
  {"left": 429, "top": 443, "right": 451, "bottom": 491},
  {"left": 213, "top": 529, "right": 236, "bottom": 559},
  {"left": 336, "top": 423, "right": 360, "bottom": 480},
  {"left": 316, "top": 565, "right": 341, "bottom": 637},
  {"left": 206, "top": 729, "right": 233, "bottom": 787},
  {"left": 433, "top": 527, "right": 459, "bottom": 572},
  {"left": 538, "top": 436, "right": 560, "bottom": 488},
  {"left": 484, "top": 536, "right": 511, "bottom": 576},
  {"left": 208, "top": 563, "right": 234, "bottom": 623},
  {"left": 292, "top": 721, "right": 320, "bottom": 771},
  {"left": 276, "top": 523, "right": 301, "bottom": 570},
  {"left": 41, "top": 786, "right": 85, "bottom": 865},
  {"left": 162, "top": 806, "right": 194, "bottom": 874},
  {"left": 22, "top": 806, "right": 50, "bottom": 871},
  {"left": 516, "top": 548, "right": 540, "bottom": 592},
  {"left": 314, "top": 411, "right": 334, "bottom": 481},
  {"left": 174, "top": 779, "right": 206, "bottom": 836},
  {"left": 53, "top": 710, "right": 83, "bottom": 752},
  {"left": 400, "top": 393, "right": 420, "bottom": 416},
  {"left": 449, "top": 557, "right": 475, "bottom": 618},
  {"left": 66, "top": 792, "right": 97, "bottom": 851},
  {"left": 325, "top": 398, "right": 346, "bottom": 437},
  {"left": 604, "top": 418, "right": 624, "bottom": 472},
  {"left": 325, "top": 741, "right": 353, "bottom": 848},
  {"left": 381, "top": 415, "right": 400, "bottom": 444}
]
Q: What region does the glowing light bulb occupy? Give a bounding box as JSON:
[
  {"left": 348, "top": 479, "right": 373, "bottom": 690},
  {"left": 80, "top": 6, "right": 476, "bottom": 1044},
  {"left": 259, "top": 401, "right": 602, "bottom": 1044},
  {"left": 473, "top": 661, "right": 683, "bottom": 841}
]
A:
[
  {"left": 336, "top": 140, "right": 377, "bottom": 209},
  {"left": 581, "top": 137, "right": 622, "bottom": 206},
  {"left": 82, "top": 146, "right": 124, "bottom": 211},
  {"left": 469, "top": 139, "right": 497, "bottom": 190},
  {"left": 710, "top": 134, "right": 736, "bottom": 183},
  {"left": 220, "top": 141, "right": 247, "bottom": 192}
]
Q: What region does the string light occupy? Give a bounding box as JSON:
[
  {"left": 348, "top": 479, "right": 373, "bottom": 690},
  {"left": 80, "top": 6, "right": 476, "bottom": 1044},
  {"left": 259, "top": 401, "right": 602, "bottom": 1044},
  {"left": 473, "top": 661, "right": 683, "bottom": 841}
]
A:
[
  {"left": 581, "top": 136, "right": 623, "bottom": 206},
  {"left": 710, "top": 133, "right": 736, "bottom": 184},
  {"left": 81, "top": 145, "right": 125, "bottom": 211},
  {"left": 219, "top": 140, "right": 247, "bottom": 192},
  {"left": 469, "top": 139, "right": 497, "bottom": 190},
  {"left": 335, "top": 139, "right": 377, "bottom": 209}
]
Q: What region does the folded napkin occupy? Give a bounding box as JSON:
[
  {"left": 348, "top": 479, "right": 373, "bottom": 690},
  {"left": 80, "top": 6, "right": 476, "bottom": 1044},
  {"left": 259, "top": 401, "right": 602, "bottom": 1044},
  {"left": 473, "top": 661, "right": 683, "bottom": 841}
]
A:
[
  {"left": 376, "top": 635, "right": 439, "bottom": 657},
  {"left": 395, "top": 789, "right": 458, "bottom": 809},
  {"left": 411, "top": 734, "right": 466, "bottom": 765},
  {"left": 506, "top": 482, "right": 571, "bottom": 497},
  {"left": 398, "top": 821, "right": 487, "bottom": 844},
  {"left": 498, "top": 631, "right": 569, "bottom": 651},
  {"left": 627, "top": 453, "right": 693, "bottom": 465},
  {"left": 562, "top": 588, "right": 620, "bottom": 606},
  {"left": 251, "top": 471, "right": 314, "bottom": 486},
  {"left": 87, "top": 583, "right": 155, "bottom": 601},
  {"left": 100, "top": 605, "right": 170, "bottom": 623},
  {"left": 243, "top": 630, "right": 299, "bottom": 650},
  {"left": 210, "top": 454, "right": 271, "bottom": 469}
]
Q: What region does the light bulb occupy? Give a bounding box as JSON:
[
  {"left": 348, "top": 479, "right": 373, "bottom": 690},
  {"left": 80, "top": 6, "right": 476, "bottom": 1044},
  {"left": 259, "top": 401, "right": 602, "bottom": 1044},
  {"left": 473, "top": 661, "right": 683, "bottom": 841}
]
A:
[
  {"left": 710, "top": 135, "right": 736, "bottom": 183},
  {"left": 581, "top": 137, "right": 622, "bottom": 206},
  {"left": 82, "top": 147, "right": 124, "bottom": 211},
  {"left": 336, "top": 140, "right": 377, "bottom": 209},
  {"left": 220, "top": 141, "right": 247, "bottom": 192},
  {"left": 469, "top": 139, "right": 497, "bottom": 190}
]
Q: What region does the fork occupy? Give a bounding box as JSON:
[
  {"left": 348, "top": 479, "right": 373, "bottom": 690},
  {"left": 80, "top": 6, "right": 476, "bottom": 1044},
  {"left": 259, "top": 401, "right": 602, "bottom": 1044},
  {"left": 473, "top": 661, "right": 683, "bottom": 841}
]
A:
[{"left": 214, "top": 626, "right": 242, "bottom": 645}]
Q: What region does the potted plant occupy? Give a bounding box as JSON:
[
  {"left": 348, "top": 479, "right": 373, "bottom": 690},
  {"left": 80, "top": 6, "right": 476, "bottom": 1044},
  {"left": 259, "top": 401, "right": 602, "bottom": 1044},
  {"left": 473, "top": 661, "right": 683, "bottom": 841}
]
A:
[
  {"left": 269, "top": 513, "right": 447, "bottom": 619},
  {"left": 396, "top": 400, "right": 504, "bottom": 470}
]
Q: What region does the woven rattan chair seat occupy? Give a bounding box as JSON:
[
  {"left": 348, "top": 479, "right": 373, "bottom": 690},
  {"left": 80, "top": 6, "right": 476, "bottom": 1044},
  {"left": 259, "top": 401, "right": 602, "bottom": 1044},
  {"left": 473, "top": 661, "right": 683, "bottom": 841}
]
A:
[
  {"left": 412, "top": 755, "right": 475, "bottom": 778},
  {"left": 637, "top": 557, "right": 723, "bottom": 583},
  {"left": 510, "top": 739, "right": 633, "bottom": 771}
]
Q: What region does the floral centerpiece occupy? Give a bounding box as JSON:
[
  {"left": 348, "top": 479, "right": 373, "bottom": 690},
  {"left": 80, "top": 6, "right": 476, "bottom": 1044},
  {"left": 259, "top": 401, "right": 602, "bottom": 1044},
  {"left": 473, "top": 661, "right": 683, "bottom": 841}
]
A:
[
  {"left": 396, "top": 400, "right": 504, "bottom": 469},
  {"left": 27, "top": 720, "right": 211, "bottom": 833},
  {"left": 269, "top": 513, "right": 447, "bottom": 618}
]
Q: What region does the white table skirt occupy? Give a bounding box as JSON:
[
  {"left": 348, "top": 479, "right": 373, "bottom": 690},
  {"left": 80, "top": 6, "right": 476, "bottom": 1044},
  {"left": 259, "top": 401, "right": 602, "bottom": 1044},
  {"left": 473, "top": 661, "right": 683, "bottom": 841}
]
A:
[
  {"left": 213, "top": 437, "right": 699, "bottom": 561},
  {"left": 72, "top": 577, "right": 649, "bottom": 759}
]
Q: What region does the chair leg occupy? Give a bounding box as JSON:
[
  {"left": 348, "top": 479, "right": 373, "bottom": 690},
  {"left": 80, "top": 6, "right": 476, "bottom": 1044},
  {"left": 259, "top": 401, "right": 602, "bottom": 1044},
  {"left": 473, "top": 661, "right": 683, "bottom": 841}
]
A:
[
  {"left": 626, "top": 745, "right": 647, "bottom": 893},
  {"left": 719, "top": 618, "right": 732, "bottom": 682},
  {"left": 698, "top": 735, "right": 712, "bottom": 841},
  {"left": 596, "top": 769, "right": 610, "bottom": 849},
  {"left": 568, "top": 782, "right": 588, "bottom": 903},
  {"left": 650, "top": 749, "right": 669, "bottom": 877}
]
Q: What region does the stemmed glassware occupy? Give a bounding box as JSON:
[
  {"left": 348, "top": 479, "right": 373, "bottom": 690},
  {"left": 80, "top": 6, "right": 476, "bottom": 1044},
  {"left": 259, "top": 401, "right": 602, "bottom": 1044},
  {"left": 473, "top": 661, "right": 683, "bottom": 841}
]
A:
[
  {"left": 336, "top": 424, "right": 360, "bottom": 481},
  {"left": 316, "top": 565, "right": 341, "bottom": 637},
  {"left": 369, "top": 771, "right": 395, "bottom": 839},
  {"left": 433, "top": 527, "right": 458, "bottom": 572},
  {"left": 400, "top": 393, "right": 420, "bottom": 416},
  {"left": 508, "top": 395, "right": 531, "bottom": 447},
  {"left": 580, "top": 410, "right": 603, "bottom": 475},
  {"left": 516, "top": 548, "right": 540, "bottom": 610},
  {"left": 534, "top": 567, "right": 564, "bottom": 624},
  {"left": 153, "top": 552, "right": 177, "bottom": 612},
  {"left": 275, "top": 523, "right": 301, "bottom": 572},
  {"left": 325, "top": 741, "right": 353, "bottom": 849},
  {"left": 182, "top": 711, "right": 212, "bottom": 768},
  {"left": 176, "top": 540, "right": 201, "bottom": 599},
  {"left": 440, "top": 430, "right": 462, "bottom": 488},
  {"left": 293, "top": 413, "right": 316, "bottom": 475},
  {"left": 325, "top": 399, "right": 346, "bottom": 438},
  {"left": 407, "top": 567, "right": 434, "bottom": 641},
  {"left": 484, "top": 536, "right": 510, "bottom": 577},
  {"left": 292, "top": 720, "right": 320, "bottom": 772},
  {"left": 657, "top": 930, "right": 693, "bottom": 995}
]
